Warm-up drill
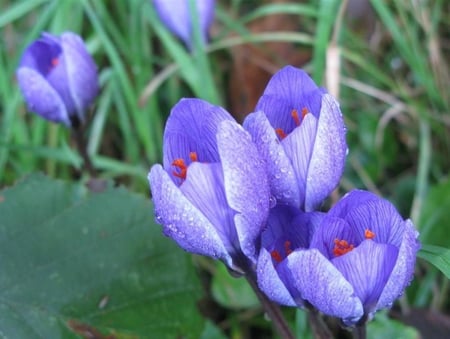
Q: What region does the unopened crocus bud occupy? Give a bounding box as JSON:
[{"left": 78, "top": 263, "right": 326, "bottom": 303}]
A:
[
  {"left": 152, "top": 0, "right": 215, "bottom": 49},
  {"left": 17, "top": 32, "right": 99, "bottom": 127}
]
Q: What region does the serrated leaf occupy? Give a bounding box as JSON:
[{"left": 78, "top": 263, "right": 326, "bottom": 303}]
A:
[
  {"left": 0, "top": 173, "right": 204, "bottom": 338},
  {"left": 418, "top": 244, "right": 450, "bottom": 279}
]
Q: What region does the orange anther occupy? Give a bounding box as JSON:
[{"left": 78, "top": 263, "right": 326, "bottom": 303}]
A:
[
  {"left": 172, "top": 158, "right": 187, "bottom": 179},
  {"left": 301, "top": 107, "right": 309, "bottom": 118},
  {"left": 284, "top": 240, "right": 293, "bottom": 256},
  {"left": 365, "top": 229, "right": 375, "bottom": 240},
  {"left": 333, "top": 238, "right": 354, "bottom": 257},
  {"left": 291, "top": 109, "right": 301, "bottom": 126},
  {"left": 189, "top": 152, "right": 198, "bottom": 162},
  {"left": 270, "top": 250, "right": 283, "bottom": 263},
  {"left": 51, "top": 58, "right": 59, "bottom": 67},
  {"left": 275, "top": 128, "right": 287, "bottom": 140}
]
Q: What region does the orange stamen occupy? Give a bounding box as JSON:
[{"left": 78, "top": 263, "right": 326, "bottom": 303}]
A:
[
  {"left": 275, "top": 128, "right": 287, "bottom": 140},
  {"left": 291, "top": 109, "right": 301, "bottom": 126},
  {"left": 333, "top": 238, "right": 354, "bottom": 257},
  {"left": 271, "top": 250, "right": 283, "bottom": 263},
  {"left": 365, "top": 229, "right": 375, "bottom": 240},
  {"left": 301, "top": 107, "right": 309, "bottom": 119},
  {"left": 172, "top": 158, "right": 187, "bottom": 179},
  {"left": 284, "top": 240, "right": 293, "bottom": 256},
  {"left": 189, "top": 152, "right": 198, "bottom": 162}
]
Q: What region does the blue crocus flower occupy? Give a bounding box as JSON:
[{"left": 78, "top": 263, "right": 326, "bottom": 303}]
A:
[
  {"left": 258, "top": 190, "right": 420, "bottom": 326},
  {"left": 148, "top": 98, "right": 270, "bottom": 273},
  {"left": 152, "top": 0, "right": 215, "bottom": 49},
  {"left": 244, "top": 66, "right": 347, "bottom": 211},
  {"left": 16, "top": 32, "right": 98, "bottom": 127}
]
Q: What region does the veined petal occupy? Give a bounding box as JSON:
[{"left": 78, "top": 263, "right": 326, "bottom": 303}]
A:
[
  {"left": 257, "top": 248, "right": 296, "bottom": 306},
  {"left": 218, "top": 120, "right": 269, "bottom": 262},
  {"left": 243, "top": 112, "right": 300, "bottom": 207},
  {"left": 328, "top": 190, "right": 380, "bottom": 219},
  {"left": 304, "top": 94, "right": 347, "bottom": 211},
  {"left": 180, "top": 162, "right": 237, "bottom": 252},
  {"left": 148, "top": 164, "right": 233, "bottom": 267},
  {"left": 376, "top": 220, "right": 420, "bottom": 312},
  {"left": 332, "top": 240, "right": 398, "bottom": 314},
  {"left": 16, "top": 68, "right": 70, "bottom": 125},
  {"left": 310, "top": 216, "right": 357, "bottom": 260},
  {"left": 286, "top": 249, "right": 364, "bottom": 325},
  {"left": 61, "top": 32, "right": 99, "bottom": 122},
  {"left": 282, "top": 113, "right": 317, "bottom": 207},
  {"left": 163, "top": 98, "right": 234, "bottom": 173}
]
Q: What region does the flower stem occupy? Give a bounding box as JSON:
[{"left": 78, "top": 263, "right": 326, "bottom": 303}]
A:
[
  {"left": 353, "top": 324, "right": 366, "bottom": 339},
  {"left": 307, "top": 309, "right": 333, "bottom": 339},
  {"left": 245, "top": 272, "right": 295, "bottom": 339},
  {"left": 72, "top": 123, "right": 96, "bottom": 178}
]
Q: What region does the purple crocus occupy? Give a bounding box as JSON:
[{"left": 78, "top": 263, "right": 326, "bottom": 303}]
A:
[
  {"left": 244, "top": 66, "right": 347, "bottom": 211},
  {"left": 258, "top": 190, "right": 420, "bottom": 326},
  {"left": 148, "top": 98, "right": 270, "bottom": 273},
  {"left": 17, "top": 32, "right": 98, "bottom": 127},
  {"left": 152, "top": 0, "right": 215, "bottom": 49}
]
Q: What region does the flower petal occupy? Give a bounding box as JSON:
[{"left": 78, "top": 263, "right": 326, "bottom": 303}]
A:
[
  {"left": 376, "top": 219, "right": 420, "bottom": 312},
  {"left": 332, "top": 240, "right": 398, "bottom": 314},
  {"left": 285, "top": 249, "right": 364, "bottom": 325},
  {"left": 243, "top": 112, "right": 300, "bottom": 207},
  {"left": 257, "top": 248, "right": 296, "bottom": 306},
  {"left": 61, "top": 32, "right": 99, "bottom": 122},
  {"left": 304, "top": 94, "right": 347, "bottom": 211},
  {"left": 217, "top": 120, "right": 270, "bottom": 262},
  {"left": 163, "top": 98, "right": 234, "bottom": 173},
  {"left": 16, "top": 68, "right": 70, "bottom": 125},
  {"left": 148, "top": 164, "right": 233, "bottom": 267}
]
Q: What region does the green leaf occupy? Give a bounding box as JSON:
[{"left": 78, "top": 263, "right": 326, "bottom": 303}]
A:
[
  {"left": 418, "top": 244, "right": 450, "bottom": 279},
  {"left": 367, "top": 310, "right": 419, "bottom": 339},
  {"left": 211, "top": 263, "right": 258, "bottom": 310},
  {"left": 0, "top": 173, "right": 204, "bottom": 338}
]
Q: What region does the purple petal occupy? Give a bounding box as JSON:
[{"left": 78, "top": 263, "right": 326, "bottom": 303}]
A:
[
  {"left": 255, "top": 66, "right": 323, "bottom": 120},
  {"left": 19, "top": 34, "right": 61, "bottom": 75},
  {"left": 148, "top": 164, "right": 233, "bottom": 267},
  {"left": 243, "top": 112, "right": 300, "bottom": 207},
  {"left": 332, "top": 190, "right": 406, "bottom": 246},
  {"left": 153, "top": 0, "right": 215, "bottom": 48},
  {"left": 163, "top": 98, "right": 234, "bottom": 181},
  {"left": 16, "top": 68, "right": 70, "bottom": 125},
  {"left": 180, "top": 162, "right": 237, "bottom": 252},
  {"left": 285, "top": 249, "right": 364, "bottom": 324},
  {"left": 60, "top": 32, "right": 99, "bottom": 122},
  {"left": 304, "top": 94, "right": 347, "bottom": 211},
  {"left": 257, "top": 248, "right": 296, "bottom": 306},
  {"left": 329, "top": 190, "right": 380, "bottom": 219},
  {"left": 217, "top": 120, "right": 269, "bottom": 262},
  {"left": 282, "top": 113, "right": 317, "bottom": 207},
  {"left": 332, "top": 240, "right": 398, "bottom": 314},
  {"left": 310, "top": 216, "right": 358, "bottom": 260},
  {"left": 376, "top": 220, "right": 420, "bottom": 312}
]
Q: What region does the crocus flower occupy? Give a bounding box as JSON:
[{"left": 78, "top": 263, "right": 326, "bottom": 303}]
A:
[
  {"left": 148, "top": 98, "right": 270, "bottom": 273},
  {"left": 17, "top": 32, "right": 98, "bottom": 127},
  {"left": 259, "top": 190, "right": 420, "bottom": 326},
  {"left": 152, "top": 0, "right": 215, "bottom": 49},
  {"left": 244, "top": 66, "right": 347, "bottom": 211}
]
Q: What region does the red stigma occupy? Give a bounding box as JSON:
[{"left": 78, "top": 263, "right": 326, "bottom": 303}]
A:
[
  {"left": 284, "top": 241, "right": 293, "bottom": 256},
  {"left": 171, "top": 152, "right": 198, "bottom": 180},
  {"left": 301, "top": 107, "right": 309, "bottom": 118},
  {"left": 275, "top": 128, "right": 287, "bottom": 140},
  {"left": 291, "top": 109, "right": 301, "bottom": 126},
  {"left": 333, "top": 239, "right": 354, "bottom": 257},
  {"left": 51, "top": 58, "right": 59, "bottom": 67},
  {"left": 365, "top": 229, "right": 375, "bottom": 240},
  {"left": 270, "top": 250, "right": 283, "bottom": 263}
]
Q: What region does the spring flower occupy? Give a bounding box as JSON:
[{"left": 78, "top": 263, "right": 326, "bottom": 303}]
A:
[
  {"left": 244, "top": 66, "right": 347, "bottom": 211},
  {"left": 259, "top": 190, "right": 420, "bottom": 326},
  {"left": 148, "top": 98, "right": 270, "bottom": 273},
  {"left": 152, "top": 0, "right": 215, "bottom": 49},
  {"left": 16, "top": 32, "right": 98, "bottom": 127}
]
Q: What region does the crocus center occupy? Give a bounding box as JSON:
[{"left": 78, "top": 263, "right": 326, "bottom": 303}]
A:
[
  {"left": 333, "top": 229, "right": 376, "bottom": 257},
  {"left": 270, "top": 240, "right": 293, "bottom": 263},
  {"left": 171, "top": 152, "right": 198, "bottom": 179},
  {"left": 275, "top": 107, "right": 309, "bottom": 140}
]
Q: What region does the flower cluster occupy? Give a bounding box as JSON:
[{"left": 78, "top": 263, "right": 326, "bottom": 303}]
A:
[{"left": 148, "top": 65, "right": 420, "bottom": 326}]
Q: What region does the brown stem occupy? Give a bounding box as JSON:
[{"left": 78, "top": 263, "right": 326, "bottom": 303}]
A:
[
  {"left": 353, "top": 324, "right": 366, "bottom": 339},
  {"left": 307, "top": 309, "right": 333, "bottom": 339},
  {"left": 245, "top": 272, "right": 295, "bottom": 339},
  {"left": 71, "top": 123, "right": 96, "bottom": 178}
]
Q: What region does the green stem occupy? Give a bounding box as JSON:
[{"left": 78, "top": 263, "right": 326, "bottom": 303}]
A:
[
  {"left": 72, "top": 123, "right": 96, "bottom": 178},
  {"left": 307, "top": 309, "right": 333, "bottom": 339},
  {"left": 245, "top": 272, "right": 295, "bottom": 339},
  {"left": 353, "top": 324, "right": 366, "bottom": 339}
]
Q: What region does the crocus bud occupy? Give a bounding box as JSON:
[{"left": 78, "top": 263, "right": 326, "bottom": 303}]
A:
[
  {"left": 152, "top": 0, "right": 215, "bottom": 49},
  {"left": 17, "top": 32, "right": 99, "bottom": 127}
]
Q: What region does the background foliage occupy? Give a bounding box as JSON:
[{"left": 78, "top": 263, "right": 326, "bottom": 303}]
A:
[{"left": 0, "top": 0, "right": 449, "bottom": 338}]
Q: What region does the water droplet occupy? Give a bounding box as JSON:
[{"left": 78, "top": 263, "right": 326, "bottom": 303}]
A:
[{"left": 269, "top": 195, "right": 277, "bottom": 208}]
